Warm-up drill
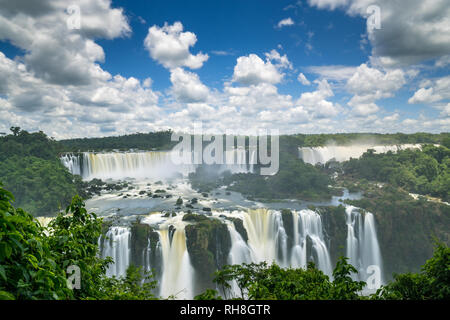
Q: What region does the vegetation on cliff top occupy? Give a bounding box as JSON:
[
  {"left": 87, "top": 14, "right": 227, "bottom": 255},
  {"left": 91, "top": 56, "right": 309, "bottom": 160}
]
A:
[
  {"left": 0, "top": 128, "right": 85, "bottom": 216},
  {"left": 59, "top": 130, "right": 175, "bottom": 152},
  {"left": 184, "top": 214, "right": 231, "bottom": 293},
  {"left": 342, "top": 144, "right": 449, "bottom": 202},
  {"left": 1, "top": 184, "right": 449, "bottom": 300},
  {"left": 195, "top": 242, "right": 450, "bottom": 300},
  {"left": 188, "top": 149, "right": 332, "bottom": 201}
]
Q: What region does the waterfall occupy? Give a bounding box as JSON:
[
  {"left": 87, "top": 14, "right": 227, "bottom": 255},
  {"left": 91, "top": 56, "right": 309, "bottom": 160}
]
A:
[
  {"left": 240, "top": 209, "right": 287, "bottom": 266},
  {"left": 99, "top": 206, "right": 384, "bottom": 298},
  {"left": 61, "top": 153, "right": 82, "bottom": 176},
  {"left": 61, "top": 151, "right": 196, "bottom": 180},
  {"left": 299, "top": 144, "right": 423, "bottom": 165},
  {"left": 226, "top": 223, "right": 253, "bottom": 298},
  {"left": 345, "top": 205, "right": 383, "bottom": 287},
  {"left": 361, "top": 212, "right": 383, "bottom": 282},
  {"left": 101, "top": 218, "right": 195, "bottom": 299},
  {"left": 228, "top": 209, "right": 332, "bottom": 276},
  {"left": 227, "top": 223, "right": 252, "bottom": 265},
  {"left": 345, "top": 206, "right": 360, "bottom": 271},
  {"left": 249, "top": 148, "right": 257, "bottom": 173},
  {"left": 100, "top": 226, "right": 131, "bottom": 278},
  {"left": 158, "top": 227, "right": 194, "bottom": 299},
  {"left": 291, "top": 210, "right": 333, "bottom": 276},
  {"left": 61, "top": 149, "right": 256, "bottom": 180}
]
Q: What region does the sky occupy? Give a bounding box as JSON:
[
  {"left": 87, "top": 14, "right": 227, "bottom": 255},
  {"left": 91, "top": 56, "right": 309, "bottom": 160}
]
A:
[{"left": 0, "top": 0, "right": 449, "bottom": 139}]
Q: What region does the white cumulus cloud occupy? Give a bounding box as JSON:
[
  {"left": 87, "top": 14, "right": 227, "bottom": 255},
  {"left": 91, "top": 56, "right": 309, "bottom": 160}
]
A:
[
  {"left": 277, "top": 17, "right": 294, "bottom": 28},
  {"left": 297, "top": 73, "right": 311, "bottom": 85},
  {"left": 232, "top": 51, "right": 291, "bottom": 85},
  {"left": 144, "top": 21, "right": 209, "bottom": 70},
  {"left": 169, "top": 68, "right": 210, "bottom": 103},
  {"left": 308, "top": 0, "right": 450, "bottom": 66},
  {"left": 409, "top": 76, "right": 450, "bottom": 104},
  {"left": 346, "top": 64, "right": 406, "bottom": 116}
]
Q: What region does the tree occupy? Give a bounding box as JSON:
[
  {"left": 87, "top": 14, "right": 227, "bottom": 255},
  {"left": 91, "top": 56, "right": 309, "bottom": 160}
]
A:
[
  {"left": 0, "top": 184, "right": 157, "bottom": 300},
  {"left": 331, "top": 257, "right": 365, "bottom": 300},
  {"left": 196, "top": 258, "right": 366, "bottom": 300},
  {"left": 0, "top": 183, "right": 72, "bottom": 300},
  {"left": 47, "top": 195, "right": 110, "bottom": 299},
  {"left": 98, "top": 265, "right": 157, "bottom": 300},
  {"left": 10, "top": 126, "right": 21, "bottom": 136},
  {"left": 375, "top": 242, "right": 450, "bottom": 300}
]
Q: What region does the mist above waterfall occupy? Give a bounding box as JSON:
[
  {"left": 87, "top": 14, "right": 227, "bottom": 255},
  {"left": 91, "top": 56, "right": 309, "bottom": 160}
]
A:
[
  {"left": 299, "top": 140, "right": 423, "bottom": 165},
  {"left": 64, "top": 146, "right": 386, "bottom": 298},
  {"left": 61, "top": 149, "right": 256, "bottom": 181}
]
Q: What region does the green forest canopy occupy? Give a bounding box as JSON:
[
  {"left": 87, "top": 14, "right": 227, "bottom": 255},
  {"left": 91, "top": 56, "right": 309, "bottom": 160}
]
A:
[
  {"left": 1, "top": 183, "right": 448, "bottom": 300},
  {"left": 1, "top": 127, "right": 448, "bottom": 216},
  {"left": 343, "top": 145, "right": 450, "bottom": 202}
]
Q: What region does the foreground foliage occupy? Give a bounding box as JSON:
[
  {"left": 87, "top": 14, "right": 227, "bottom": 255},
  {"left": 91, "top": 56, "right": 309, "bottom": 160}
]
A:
[
  {"left": 0, "top": 184, "right": 71, "bottom": 299},
  {"left": 1, "top": 183, "right": 448, "bottom": 300},
  {"left": 196, "top": 258, "right": 365, "bottom": 300},
  {"left": 375, "top": 242, "right": 450, "bottom": 300},
  {"left": 195, "top": 245, "right": 449, "bottom": 300},
  {"left": 0, "top": 184, "right": 155, "bottom": 300}
]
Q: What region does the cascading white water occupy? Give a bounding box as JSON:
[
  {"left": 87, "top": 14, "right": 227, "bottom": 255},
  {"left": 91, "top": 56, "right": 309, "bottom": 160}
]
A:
[
  {"left": 345, "top": 205, "right": 383, "bottom": 287},
  {"left": 299, "top": 144, "right": 423, "bottom": 165},
  {"left": 249, "top": 149, "right": 257, "bottom": 173},
  {"left": 362, "top": 212, "right": 383, "bottom": 281},
  {"left": 345, "top": 206, "right": 360, "bottom": 270},
  {"left": 291, "top": 210, "right": 333, "bottom": 276},
  {"left": 61, "top": 154, "right": 82, "bottom": 176},
  {"left": 158, "top": 226, "right": 194, "bottom": 299},
  {"left": 100, "top": 206, "right": 384, "bottom": 298},
  {"left": 227, "top": 209, "right": 332, "bottom": 276},
  {"left": 226, "top": 222, "right": 253, "bottom": 298},
  {"left": 100, "top": 226, "right": 131, "bottom": 278},
  {"left": 240, "top": 209, "right": 287, "bottom": 266},
  {"left": 61, "top": 149, "right": 256, "bottom": 180},
  {"left": 101, "top": 215, "right": 195, "bottom": 299},
  {"left": 227, "top": 223, "right": 253, "bottom": 265},
  {"left": 62, "top": 151, "right": 196, "bottom": 180}
]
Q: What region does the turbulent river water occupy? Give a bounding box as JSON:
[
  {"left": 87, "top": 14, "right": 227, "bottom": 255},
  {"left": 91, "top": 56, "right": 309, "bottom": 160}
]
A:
[{"left": 61, "top": 149, "right": 385, "bottom": 299}]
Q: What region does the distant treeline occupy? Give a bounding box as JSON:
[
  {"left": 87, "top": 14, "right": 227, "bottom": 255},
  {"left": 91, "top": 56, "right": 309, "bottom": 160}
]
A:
[
  {"left": 58, "top": 131, "right": 449, "bottom": 152},
  {"left": 285, "top": 132, "right": 449, "bottom": 148},
  {"left": 0, "top": 127, "right": 83, "bottom": 216},
  {"left": 1, "top": 126, "right": 449, "bottom": 215},
  {"left": 59, "top": 130, "right": 176, "bottom": 152}
]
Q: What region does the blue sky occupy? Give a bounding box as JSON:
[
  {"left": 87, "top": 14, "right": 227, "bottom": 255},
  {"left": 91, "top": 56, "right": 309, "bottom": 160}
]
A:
[
  {"left": 0, "top": 0, "right": 448, "bottom": 138},
  {"left": 97, "top": 0, "right": 368, "bottom": 90}
]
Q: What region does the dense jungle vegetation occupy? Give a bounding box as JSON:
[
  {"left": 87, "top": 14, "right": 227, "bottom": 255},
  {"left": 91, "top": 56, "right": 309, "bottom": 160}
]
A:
[
  {"left": 188, "top": 150, "right": 333, "bottom": 201},
  {"left": 341, "top": 144, "right": 450, "bottom": 202},
  {"left": 284, "top": 132, "right": 449, "bottom": 148},
  {"left": 344, "top": 185, "right": 449, "bottom": 277},
  {"left": 0, "top": 184, "right": 448, "bottom": 300},
  {"left": 0, "top": 128, "right": 85, "bottom": 216},
  {"left": 329, "top": 144, "right": 450, "bottom": 276},
  {"left": 1, "top": 127, "right": 449, "bottom": 300},
  {"left": 0, "top": 128, "right": 448, "bottom": 215},
  {"left": 59, "top": 131, "right": 450, "bottom": 151},
  {"left": 59, "top": 130, "right": 176, "bottom": 152}
]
